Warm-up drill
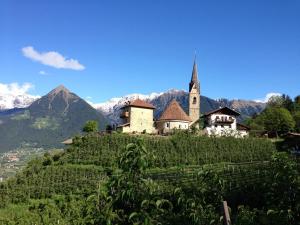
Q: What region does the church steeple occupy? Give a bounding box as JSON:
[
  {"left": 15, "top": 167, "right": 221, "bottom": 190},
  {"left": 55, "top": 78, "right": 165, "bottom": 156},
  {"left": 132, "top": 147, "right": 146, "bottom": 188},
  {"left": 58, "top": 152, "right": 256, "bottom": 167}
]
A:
[
  {"left": 189, "top": 57, "right": 200, "bottom": 92},
  {"left": 188, "top": 56, "right": 200, "bottom": 125}
]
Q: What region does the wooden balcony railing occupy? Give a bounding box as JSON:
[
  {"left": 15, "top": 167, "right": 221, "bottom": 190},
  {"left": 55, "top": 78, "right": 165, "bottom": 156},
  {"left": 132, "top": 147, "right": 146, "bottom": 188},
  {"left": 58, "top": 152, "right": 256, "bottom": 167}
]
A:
[{"left": 214, "top": 117, "right": 234, "bottom": 124}]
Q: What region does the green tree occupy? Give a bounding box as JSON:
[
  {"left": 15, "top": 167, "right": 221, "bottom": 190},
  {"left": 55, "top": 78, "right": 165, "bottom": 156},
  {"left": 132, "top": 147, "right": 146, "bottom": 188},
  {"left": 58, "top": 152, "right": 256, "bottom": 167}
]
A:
[
  {"left": 267, "top": 95, "right": 284, "bottom": 108},
  {"left": 295, "top": 95, "right": 300, "bottom": 104},
  {"left": 282, "top": 94, "right": 294, "bottom": 112},
  {"left": 82, "top": 120, "right": 98, "bottom": 133},
  {"left": 262, "top": 107, "right": 295, "bottom": 136},
  {"left": 294, "top": 95, "right": 300, "bottom": 112},
  {"left": 293, "top": 111, "right": 300, "bottom": 132}
]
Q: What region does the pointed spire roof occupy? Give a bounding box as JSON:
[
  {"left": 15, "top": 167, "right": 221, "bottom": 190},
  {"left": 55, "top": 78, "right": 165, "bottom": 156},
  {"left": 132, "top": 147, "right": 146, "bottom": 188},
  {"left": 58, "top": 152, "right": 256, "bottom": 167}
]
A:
[
  {"left": 158, "top": 99, "right": 191, "bottom": 122},
  {"left": 189, "top": 57, "right": 200, "bottom": 92}
]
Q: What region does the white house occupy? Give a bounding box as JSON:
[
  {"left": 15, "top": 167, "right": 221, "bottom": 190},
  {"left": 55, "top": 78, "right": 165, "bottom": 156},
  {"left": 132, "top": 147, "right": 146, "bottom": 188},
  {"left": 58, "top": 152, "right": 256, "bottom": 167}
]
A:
[{"left": 202, "top": 107, "right": 250, "bottom": 137}]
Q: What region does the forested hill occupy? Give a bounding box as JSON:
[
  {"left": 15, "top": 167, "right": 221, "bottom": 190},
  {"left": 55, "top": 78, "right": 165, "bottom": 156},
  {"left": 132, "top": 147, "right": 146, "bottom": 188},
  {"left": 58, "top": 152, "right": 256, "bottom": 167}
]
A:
[{"left": 0, "top": 85, "right": 108, "bottom": 152}]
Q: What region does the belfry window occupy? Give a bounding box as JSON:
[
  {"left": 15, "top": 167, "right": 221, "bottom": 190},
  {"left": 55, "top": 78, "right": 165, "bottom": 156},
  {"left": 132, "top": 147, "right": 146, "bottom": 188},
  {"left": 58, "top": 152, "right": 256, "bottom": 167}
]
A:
[{"left": 193, "top": 97, "right": 197, "bottom": 104}]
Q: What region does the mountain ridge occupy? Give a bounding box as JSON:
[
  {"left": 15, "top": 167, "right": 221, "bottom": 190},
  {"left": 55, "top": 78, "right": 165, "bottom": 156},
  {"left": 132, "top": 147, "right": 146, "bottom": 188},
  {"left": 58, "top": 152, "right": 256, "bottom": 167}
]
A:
[
  {"left": 93, "top": 89, "right": 266, "bottom": 124},
  {"left": 0, "top": 85, "right": 108, "bottom": 152}
]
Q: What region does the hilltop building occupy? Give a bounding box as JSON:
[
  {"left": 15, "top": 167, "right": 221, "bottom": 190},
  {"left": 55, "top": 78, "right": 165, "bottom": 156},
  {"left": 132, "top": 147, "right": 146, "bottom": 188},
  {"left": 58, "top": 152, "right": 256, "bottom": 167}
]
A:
[
  {"left": 117, "top": 99, "right": 156, "bottom": 133},
  {"left": 156, "top": 99, "right": 191, "bottom": 134},
  {"left": 202, "top": 107, "right": 249, "bottom": 137},
  {"left": 117, "top": 57, "right": 249, "bottom": 137}
]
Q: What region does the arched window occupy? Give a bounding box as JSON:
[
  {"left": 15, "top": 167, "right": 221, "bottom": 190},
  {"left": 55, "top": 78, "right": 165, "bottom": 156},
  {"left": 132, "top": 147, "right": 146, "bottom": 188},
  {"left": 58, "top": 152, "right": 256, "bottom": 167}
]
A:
[{"left": 193, "top": 97, "right": 197, "bottom": 104}]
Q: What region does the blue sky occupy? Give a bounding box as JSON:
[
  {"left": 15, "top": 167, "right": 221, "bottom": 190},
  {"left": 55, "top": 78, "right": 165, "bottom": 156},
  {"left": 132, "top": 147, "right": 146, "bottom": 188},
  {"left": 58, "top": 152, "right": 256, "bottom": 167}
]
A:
[{"left": 0, "top": 0, "right": 299, "bottom": 103}]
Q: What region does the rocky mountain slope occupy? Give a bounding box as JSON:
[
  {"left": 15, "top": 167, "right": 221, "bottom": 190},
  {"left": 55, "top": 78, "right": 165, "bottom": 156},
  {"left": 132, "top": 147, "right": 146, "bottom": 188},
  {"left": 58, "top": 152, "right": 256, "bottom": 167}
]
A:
[
  {"left": 0, "top": 85, "right": 108, "bottom": 152},
  {"left": 95, "top": 89, "right": 266, "bottom": 124}
]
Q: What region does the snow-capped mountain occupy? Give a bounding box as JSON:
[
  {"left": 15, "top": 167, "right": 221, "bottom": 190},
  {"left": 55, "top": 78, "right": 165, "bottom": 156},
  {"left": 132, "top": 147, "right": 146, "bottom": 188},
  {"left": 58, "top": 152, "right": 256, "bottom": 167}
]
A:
[
  {"left": 91, "top": 90, "right": 174, "bottom": 123},
  {"left": 0, "top": 84, "right": 266, "bottom": 125},
  {"left": 92, "top": 92, "right": 163, "bottom": 113},
  {"left": 93, "top": 89, "right": 266, "bottom": 124},
  {"left": 0, "top": 94, "right": 39, "bottom": 110}
]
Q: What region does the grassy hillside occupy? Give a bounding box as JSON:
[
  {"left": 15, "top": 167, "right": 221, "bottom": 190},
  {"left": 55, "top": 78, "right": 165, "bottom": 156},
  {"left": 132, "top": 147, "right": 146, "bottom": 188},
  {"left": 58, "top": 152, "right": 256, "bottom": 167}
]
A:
[
  {"left": 0, "top": 134, "right": 299, "bottom": 224},
  {"left": 0, "top": 86, "right": 109, "bottom": 152}
]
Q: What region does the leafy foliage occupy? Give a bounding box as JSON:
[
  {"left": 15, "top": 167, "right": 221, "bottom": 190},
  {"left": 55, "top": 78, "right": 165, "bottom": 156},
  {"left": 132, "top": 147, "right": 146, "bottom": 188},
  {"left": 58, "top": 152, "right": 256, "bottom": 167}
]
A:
[
  {"left": 248, "top": 93, "right": 300, "bottom": 135},
  {"left": 82, "top": 120, "right": 99, "bottom": 133},
  {"left": 62, "top": 133, "right": 275, "bottom": 167}
]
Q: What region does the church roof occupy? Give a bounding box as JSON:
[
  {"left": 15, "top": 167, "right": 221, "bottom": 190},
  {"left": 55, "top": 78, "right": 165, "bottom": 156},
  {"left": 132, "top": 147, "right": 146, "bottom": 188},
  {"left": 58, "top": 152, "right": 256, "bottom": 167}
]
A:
[
  {"left": 203, "top": 107, "right": 240, "bottom": 116},
  {"left": 189, "top": 59, "right": 200, "bottom": 92},
  {"left": 158, "top": 99, "right": 191, "bottom": 122},
  {"left": 121, "top": 99, "right": 155, "bottom": 109}
]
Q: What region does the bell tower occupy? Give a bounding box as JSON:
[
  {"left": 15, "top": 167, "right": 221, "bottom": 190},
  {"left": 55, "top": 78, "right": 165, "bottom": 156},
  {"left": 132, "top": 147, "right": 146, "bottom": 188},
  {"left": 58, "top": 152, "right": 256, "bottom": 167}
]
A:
[{"left": 188, "top": 58, "right": 200, "bottom": 124}]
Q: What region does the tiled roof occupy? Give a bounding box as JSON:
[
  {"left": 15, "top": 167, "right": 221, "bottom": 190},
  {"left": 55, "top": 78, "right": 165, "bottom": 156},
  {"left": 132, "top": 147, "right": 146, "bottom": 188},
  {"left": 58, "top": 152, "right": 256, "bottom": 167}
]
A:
[
  {"left": 122, "top": 99, "right": 155, "bottom": 109},
  {"left": 158, "top": 99, "right": 191, "bottom": 122},
  {"left": 237, "top": 123, "right": 250, "bottom": 131},
  {"left": 203, "top": 107, "right": 240, "bottom": 117}
]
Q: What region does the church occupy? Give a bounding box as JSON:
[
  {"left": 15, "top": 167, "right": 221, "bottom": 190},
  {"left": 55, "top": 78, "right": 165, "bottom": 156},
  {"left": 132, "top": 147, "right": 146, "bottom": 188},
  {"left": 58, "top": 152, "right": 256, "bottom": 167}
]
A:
[{"left": 117, "top": 59, "right": 249, "bottom": 136}]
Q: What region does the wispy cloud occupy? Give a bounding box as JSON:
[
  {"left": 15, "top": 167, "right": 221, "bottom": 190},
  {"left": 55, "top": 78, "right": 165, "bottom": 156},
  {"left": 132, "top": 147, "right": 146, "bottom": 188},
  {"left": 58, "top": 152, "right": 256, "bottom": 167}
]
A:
[
  {"left": 39, "top": 70, "right": 47, "bottom": 75},
  {"left": 0, "top": 82, "right": 34, "bottom": 96},
  {"left": 254, "top": 92, "right": 282, "bottom": 103},
  {"left": 22, "top": 46, "right": 85, "bottom": 70}
]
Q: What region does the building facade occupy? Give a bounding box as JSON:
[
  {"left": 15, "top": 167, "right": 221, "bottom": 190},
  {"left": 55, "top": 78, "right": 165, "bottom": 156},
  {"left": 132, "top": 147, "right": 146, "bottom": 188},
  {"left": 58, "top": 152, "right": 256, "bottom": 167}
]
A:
[
  {"left": 156, "top": 99, "right": 191, "bottom": 134},
  {"left": 118, "top": 99, "right": 156, "bottom": 134},
  {"left": 202, "top": 107, "right": 249, "bottom": 137}
]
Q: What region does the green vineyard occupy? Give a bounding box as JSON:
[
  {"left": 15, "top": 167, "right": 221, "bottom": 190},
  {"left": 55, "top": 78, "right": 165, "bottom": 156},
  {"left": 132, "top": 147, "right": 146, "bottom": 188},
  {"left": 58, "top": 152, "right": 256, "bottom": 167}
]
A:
[
  {"left": 0, "top": 133, "right": 299, "bottom": 224},
  {"left": 62, "top": 133, "right": 275, "bottom": 166}
]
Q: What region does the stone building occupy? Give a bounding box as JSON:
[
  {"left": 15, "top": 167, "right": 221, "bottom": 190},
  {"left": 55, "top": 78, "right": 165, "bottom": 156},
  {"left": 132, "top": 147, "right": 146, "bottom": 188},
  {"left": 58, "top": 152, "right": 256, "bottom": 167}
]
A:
[
  {"left": 188, "top": 59, "right": 200, "bottom": 127},
  {"left": 117, "top": 99, "right": 156, "bottom": 133},
  {"left": 156, "top": 99, "right": 191, "bottom": 134},
  {"left": 118, "top": 58, "right": 201, "bottom": 134}
]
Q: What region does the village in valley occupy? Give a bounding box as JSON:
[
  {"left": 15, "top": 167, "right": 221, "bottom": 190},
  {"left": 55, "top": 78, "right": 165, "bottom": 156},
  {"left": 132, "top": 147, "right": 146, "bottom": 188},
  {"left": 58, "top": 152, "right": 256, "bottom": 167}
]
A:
[{"left": 116, "top": 58, "right": 250, "bottom": 137}]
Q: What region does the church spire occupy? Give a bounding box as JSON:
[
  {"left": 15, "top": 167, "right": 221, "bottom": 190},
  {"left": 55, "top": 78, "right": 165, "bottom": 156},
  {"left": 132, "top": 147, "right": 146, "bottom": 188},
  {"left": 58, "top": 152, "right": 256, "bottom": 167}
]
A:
[
  {"left": 189, "top": 56, "right": 200, "bottom": 92},
  {"left": 188, "top": 55, "right": 200, "bottom": 125}
]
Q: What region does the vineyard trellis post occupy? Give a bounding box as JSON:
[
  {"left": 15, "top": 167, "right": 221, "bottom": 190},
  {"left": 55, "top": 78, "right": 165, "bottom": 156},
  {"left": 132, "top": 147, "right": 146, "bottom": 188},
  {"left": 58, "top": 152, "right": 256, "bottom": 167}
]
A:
[{"left": 222, "top": 200, "right": 231, "bottom": 225}]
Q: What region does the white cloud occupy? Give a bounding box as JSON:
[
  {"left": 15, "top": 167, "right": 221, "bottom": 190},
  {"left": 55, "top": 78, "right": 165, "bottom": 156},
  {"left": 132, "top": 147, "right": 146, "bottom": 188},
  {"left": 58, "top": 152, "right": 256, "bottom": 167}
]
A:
[
  {"left": 39, "top": 70, "right": 47, "bottom": 75},
  {"left": 0, "top": 82, "right": 34, "bottom": 96},
  {"left": 0, "top": 83, "right": 40, "bottom": 109},
  {"left": 254, "top": 92, "right": 282, "bottom": 103},
  {"left": 22, "top": 46, "right": 85, "bottom": 70}
]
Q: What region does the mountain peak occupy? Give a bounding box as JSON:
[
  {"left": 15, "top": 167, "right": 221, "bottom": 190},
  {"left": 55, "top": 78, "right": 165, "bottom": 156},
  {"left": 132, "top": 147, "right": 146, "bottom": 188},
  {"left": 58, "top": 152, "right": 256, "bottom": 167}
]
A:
[{"left": 51, "top": 85, "right": 70, "bottom": 94}]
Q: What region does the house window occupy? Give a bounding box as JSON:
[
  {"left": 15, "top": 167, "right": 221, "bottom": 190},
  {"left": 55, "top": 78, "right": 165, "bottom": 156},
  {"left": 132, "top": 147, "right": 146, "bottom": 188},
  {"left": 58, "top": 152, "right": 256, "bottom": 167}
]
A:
[
  {"left": 221, "top": 125, "right": 224, "bottom": 128},
  {"left": 229, "top": 125, "right": 232, "bottom": 128},
  {"left": 179, "top": 125, "right": 181, "bottom": 129},
  {"left": 215, "top": 125, "right": 217, "bottom": 128},
  {"left": 166, "top": 122, "right": 170, "bottom": 128},
  {"left": 193, "top": 97, "right": 197, "bottom": 104}
]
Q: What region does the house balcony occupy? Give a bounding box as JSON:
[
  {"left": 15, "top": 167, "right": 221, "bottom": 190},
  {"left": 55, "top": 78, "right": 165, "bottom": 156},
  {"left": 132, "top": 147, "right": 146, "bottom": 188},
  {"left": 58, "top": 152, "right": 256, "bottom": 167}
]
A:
[
  {"left": 214, "top": 117, "right": 234, "bottom": 124},
  {"left": 120, "top": 111, "right": 129, "bottom": 118}
]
